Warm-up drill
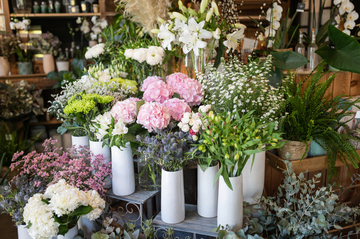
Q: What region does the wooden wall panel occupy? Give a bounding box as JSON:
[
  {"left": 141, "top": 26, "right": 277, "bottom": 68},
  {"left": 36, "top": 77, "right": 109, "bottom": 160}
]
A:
[
  {"left": 332, "top": 72, "right": 352, "bottom": 97},
  {"left": 350, "top": 73, "right": 360, "bottom": 96}
]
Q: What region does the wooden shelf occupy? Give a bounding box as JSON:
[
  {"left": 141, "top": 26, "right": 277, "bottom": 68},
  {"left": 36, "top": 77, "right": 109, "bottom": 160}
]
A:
[
  {"left": 30, "top": 118, "right": 62, "bottom": 127},
  {"left": 10, "top": 13, "right": 101, "bottom": 18}
]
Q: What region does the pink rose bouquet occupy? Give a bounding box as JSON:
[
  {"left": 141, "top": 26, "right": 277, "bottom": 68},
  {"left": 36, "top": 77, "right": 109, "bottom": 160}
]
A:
[
  {"left": 137, "top": 102, "right": 171, "bottom": 132},
  {"left": 140, "top": 76, "right": 164, "bottom": 91},
  {"left": 143, "top": 80, "right": 174, "bottom": 103},
  {"left": 163, "top": 98, "right": 191, "bottom": 121}
]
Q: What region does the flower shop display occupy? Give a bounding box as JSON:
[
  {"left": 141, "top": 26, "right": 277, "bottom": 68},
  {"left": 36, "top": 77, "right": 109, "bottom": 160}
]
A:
[
  {"left": 199, "top": 55, "right": 285, "bottom": 204},
  {"left": 77, "top": 16, "right": 108, "bottom": 46},
  {"left": 29, "top": 32, "right": 61, "bottom": 74},
  {"left": 23, "top": 179, "right": 105, "bottom": 239},
  {"left": 0, "top": 31, "right": 17, "bottom": 76}
]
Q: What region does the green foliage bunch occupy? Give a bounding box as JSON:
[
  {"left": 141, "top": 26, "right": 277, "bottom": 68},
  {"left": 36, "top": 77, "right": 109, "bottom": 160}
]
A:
[{"left": 196, "top": 110, "right": 284, "bottom": 189}]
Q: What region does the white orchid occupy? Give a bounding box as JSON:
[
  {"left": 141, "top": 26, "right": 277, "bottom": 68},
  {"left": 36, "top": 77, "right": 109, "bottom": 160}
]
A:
[
  {"left": 179, "top": 29, "right": 208, "bottom": 55},
  {"left": 158, "top": 24, "right": 175, "bottom": 50},
  {"left": 80, "top": 25, "right": 90, "bottom": 34},
  {"left": 223, "top": 28, "right": 245, "bottom": 53},
  {"left": 339, "top": 1, "right": 354, "bottom": 15},
  {"left": 343, "top": 29, "right": 351, "bottom": 35},
  {"left": 271, "top": 20, "right": 281, "bottom": 30},
  {"left": 347, "top": 11, "right": 359, "bottom": 21},
  {"left": 344, "top": 20, "right": 356, "bottom": 30},
  {"left": 265, "top": 27, "right": 275, "bottom": 38},
  {"left": 335, "top": 15, "right": 341, "bottom": 25},
  {"left": 91, "top": 16, "right": 97, "bottom": 25},
  {"left": 334, "top": 0, "right": 343, "bottom": 5},
  {"left": 76, "top": 17, "right": 82, "bottom": 24},
  {"left": 10, "top": 22, "right": 15, "bottom": 30}
]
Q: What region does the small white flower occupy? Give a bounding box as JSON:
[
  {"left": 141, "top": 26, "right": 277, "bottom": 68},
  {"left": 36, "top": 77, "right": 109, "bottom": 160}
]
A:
[
  {"left": 76, "top": 17, "right": 82, "bottom": 24},
  {"left": 344, "top": 20, "right": 356, "bottom": 30},
  {"left": 80, "top": 25, "right": 90, "bottom": 34},
  {"left": 182, "top": 124, "right": 190, "bottom": 132},
  {"left": 347, "top": 11, "right": 359, "bottom": 21},
  {"left": 91, "top": 16, "right": 97, "bottom": 25},
  {"left": 335, "top": 14, "right": 341, "bottom": 24},
  {"left": 212, "top": 28, "right": 221, "bottom": 39},
  {"left": 10, "top": 22, "right": 15, "bottom": 30},
  {"left": 343, "top": 29, "right": 351, "bottom": 35},
  {"left": 82, "top": 20, "right": 89, "bottom": 27},
  {"left": 339, "top": 1, "right": 354, "bottom": 15},
  {"left": 90, "top": 32, "right": 97, "bottom": 40},
  {"left": 92, "top": 26, "right": 102, "bottom": 35},
  {"left": 158, "top": 24, "right": 175, "bottom": 50}
]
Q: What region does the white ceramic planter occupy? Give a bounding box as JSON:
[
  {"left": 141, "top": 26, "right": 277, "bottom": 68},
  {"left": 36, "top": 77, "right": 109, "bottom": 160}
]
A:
[
  {"left": 89, "top": 140, "right": 111, "bottom": 163},
  {"left": 89, "top": 40, "right": 98, "bottom": 47},
  {"left": 197, "top": 164, "right": 218, "bottom": 218},
  {"left": 56, "top": 61, "right": 70, "bottom": 72},
  {"left": 71, "top": 135, "right": 89, "bottom": 148},
  {"left": 0, "top": 56, "right": 10, "bottom": 76},
  {"left": 57, "top": 225, "right": 78, "bottom": 239},
  {"left": 161, "top": 168, "right": 185, "bottom": 224},
  {"left": 242, "top": 152, "right": 265, "bottom": 204},
  {"left": 78, "top": 217, "right": 96, "bottom": 239},
  {"left": 111, "top": 143, "right": 135, "bottom": 196},
  {"left": 217, "top": 174, "right": 243, "bottom": 232},
  {"left": 43, "top": 54, "right": 55, "bottom": 74},
  {"left": 17, "top": 225, "right": 32, "bottom": 239}
]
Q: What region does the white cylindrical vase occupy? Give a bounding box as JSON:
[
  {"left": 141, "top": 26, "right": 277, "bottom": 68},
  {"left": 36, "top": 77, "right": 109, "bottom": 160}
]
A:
[
  {"left": 89, "top": 140, "right": 111, "bottom": 163},
  {"left": 57, "top": 225, "right": 78, "bottom": 239},
  {"left": 43, "top": 54, "right": 55, "bottom": 74},
  {"left": 217, "top": 174, "right": 243, "bottom": 232},
  {"left": 71, "top": 135, "right": 89, "bottom": 148},
  {"left": 242, "top": 152, "right": 265, "bottom": 204},
  {"left": 197, "top": 164, "right": 218, "bottom": 218},
  {"left": 111, "top": 143, "right": 135, "bottom": 196},
  {"left": 0, "top": 57, "right": 10, "bottom": 76},
  {"left": 161, "top": 168, "right": 185, "bottom": 224},
  {"left": 56, "top": 61, "right": 70, "bottom": 72},
  {"left": 17, "top": 225, "right": 32, "bottom": 239},
  {"left": 78, "top": 217, "right": 96, "bottom": 239}
]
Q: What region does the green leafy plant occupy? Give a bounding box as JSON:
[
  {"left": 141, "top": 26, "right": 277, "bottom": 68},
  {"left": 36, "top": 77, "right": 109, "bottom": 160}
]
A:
[
  {"left": 280, "top": 62, "right": 360, "bottom": 175},
  {"left": 244, "top": 161, "right": 360, "bottom": 238},
  {"left": 213, "top": 225, "right": 263, "bottom": 239},
  {"left": 15, "top": 46, "right": 33, "bottom": 62}
]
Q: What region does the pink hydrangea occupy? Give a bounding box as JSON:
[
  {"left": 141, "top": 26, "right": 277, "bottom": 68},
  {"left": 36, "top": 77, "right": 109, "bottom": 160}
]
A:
[
  {"left": 177, "top": 78, "right": 204, "bottom": 106},
  {"left": 163, "top": 98, "right": 191, "bottom": 121},
  {"left": 143, "top": 80, "right": 174, "bottom": 103},
  {"left": 110, "top": 99, "right": 138, "bottom": 124},
  {"left": 137, "top": 102, "right": 171, "bottom": 132},
  {"left": 141, "top": 76, "right": 164, "bottom": 91},
  {"left": 166, "top": 73, "right": 189, "bottom": 91}
]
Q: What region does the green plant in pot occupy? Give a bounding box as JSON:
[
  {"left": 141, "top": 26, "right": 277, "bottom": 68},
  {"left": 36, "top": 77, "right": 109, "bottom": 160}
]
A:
[
  {"left": 55, "top": 50, "right": 69, "bottom": 72},
  {"left": 196, "top": 110, "right": 284, "bottom": 231},
  {"left": 15, "top": 45, "right": 33, "bottom": 75}
]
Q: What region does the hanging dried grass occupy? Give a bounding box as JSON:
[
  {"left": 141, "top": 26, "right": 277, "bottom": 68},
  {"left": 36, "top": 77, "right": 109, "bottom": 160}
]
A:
[{"left": 118, "top": 0, "right": 171, "bottom": 33}]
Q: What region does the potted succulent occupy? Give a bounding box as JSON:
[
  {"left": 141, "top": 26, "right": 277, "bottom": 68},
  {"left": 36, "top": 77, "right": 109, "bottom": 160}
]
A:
[
  {"left": 15, "top": 45, "right": 33, "bottom": 75},
  {"left": 0, "top": 31, "right": 17, "bottom": 76},
  {"left": 56, "top": 50, "right": 69, "bottom": 72}
]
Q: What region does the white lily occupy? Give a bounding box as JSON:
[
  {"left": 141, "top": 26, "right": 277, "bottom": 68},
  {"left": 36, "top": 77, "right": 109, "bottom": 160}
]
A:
[
  {"left": 339, "top": 1, "right": 354, "bottom": 15},
  {"left": 158, "top": 24, "right": 176, "bottom": 50},
  {"left": 179, "top": 29, "right": 207, "bottom": 55},
  {"left": 212, "top": 28, "right": 221, "bottom": 39},
  {"left": 186, "top": 18, "right": 212, "bottom": 39},
  {"left": 223, "top": 29, "right": 245, "bottom": 53},
  {"left": 173, "top": 18, "right": 187, "bottom": 32}
]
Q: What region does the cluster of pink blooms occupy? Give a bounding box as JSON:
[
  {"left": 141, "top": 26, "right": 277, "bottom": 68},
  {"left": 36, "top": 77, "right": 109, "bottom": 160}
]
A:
[
  {"left": 110, "top": 97, "right": 140, "bottom": 124},
  {"left": 10, "top": 138, "right": 111, "bottom": 195},
  {"left": 136, "top": 73, "right": 203, "bottom": 132}
]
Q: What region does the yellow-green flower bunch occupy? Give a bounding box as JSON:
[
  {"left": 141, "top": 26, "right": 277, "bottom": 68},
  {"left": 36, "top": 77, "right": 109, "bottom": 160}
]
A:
[
  {"left": 111, "top": 78, "right": 138, "bottom": 94},
  {"left": 64, "top": 93, "right": 113, "bottom": 115}
]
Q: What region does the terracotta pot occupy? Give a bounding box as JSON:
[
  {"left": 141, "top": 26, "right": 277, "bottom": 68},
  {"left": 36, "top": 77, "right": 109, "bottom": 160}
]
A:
[{"left": 278, "top": 140, "right": 311, "bottom": 161}]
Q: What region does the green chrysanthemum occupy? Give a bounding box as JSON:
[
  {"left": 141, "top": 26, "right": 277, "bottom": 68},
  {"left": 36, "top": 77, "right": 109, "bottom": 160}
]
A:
[{"left": 63, "top": 93, "right": 114, "bottom": 115}]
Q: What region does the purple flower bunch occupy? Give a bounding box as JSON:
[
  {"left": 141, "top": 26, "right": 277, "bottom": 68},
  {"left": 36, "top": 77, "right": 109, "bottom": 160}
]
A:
[{"left": 10, "top": 138, "right": 111, "bottom": 195}]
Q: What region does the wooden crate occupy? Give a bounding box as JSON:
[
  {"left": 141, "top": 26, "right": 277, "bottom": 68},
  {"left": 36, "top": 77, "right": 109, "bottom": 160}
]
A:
[{"left": 265, "top": 151, "right": 360, "bottom": 203}]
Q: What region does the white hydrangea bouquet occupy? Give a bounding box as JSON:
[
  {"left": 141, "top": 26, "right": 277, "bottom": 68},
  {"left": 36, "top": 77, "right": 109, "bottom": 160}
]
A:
[
  {"left": 152, "top": 0, "right": 246, "bottom": 72},
  {"left": 23, "top": 180, "right": 105, "bottom": 239}
]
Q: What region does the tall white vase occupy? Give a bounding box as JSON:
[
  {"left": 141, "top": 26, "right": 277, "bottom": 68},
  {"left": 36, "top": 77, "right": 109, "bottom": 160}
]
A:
[
  {"left": 71, "top": 135, "right": 89, "bottom": 148},
  {"left": 161, "top": 168, "right": 185, "bottom": 224},
  {"left": 217, "top": 175, "right": 243, "bottom": 232},
  {"left": 111, "top": 143, "right": 135, "bottom": 196},
  {"left": 57, "top": 225, "right": 78, "bottom": 239},
  {"left": 43, "top": 54, "right": 55, "bottom": 74},
  {"left": 0, "top": 56, "right": 10, "bottom": 76},
  {"left": 78, "top": 217, "right": 96, "bottom": 239},
  {"left": 89, "top": 140, "right": 111, "bottom": 163},
  {"left": 197, "top": 164, "right": 218, "bottom": 218},
  {"left": 242, "top": 152, "right": 265, "bottom": 204},
  {"left": 17, "top": 225, "right": 32, "bottom": 239}
]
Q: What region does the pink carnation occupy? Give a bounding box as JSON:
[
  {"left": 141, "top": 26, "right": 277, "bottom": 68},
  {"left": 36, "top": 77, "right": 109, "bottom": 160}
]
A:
[
  {"left": 177, "top": 79, "right": 204, "bottom": 106},
  {"left": 141, "top": 76, "right": 164, "bottom": 91},
  {"left": 163, "top": 98, "right": 191, "bottom": 121},
  {"left": 137, "top": 102, "right": 171, "bottom": 132},
  {"left": 166, "top": 73, "right": 189, "bottom": 91},
  {"left": 143, "top": 80, "right": 174, "bottom": 103},
  {"left": 110, "top": 99, "right": 138, "bottom": 124}
]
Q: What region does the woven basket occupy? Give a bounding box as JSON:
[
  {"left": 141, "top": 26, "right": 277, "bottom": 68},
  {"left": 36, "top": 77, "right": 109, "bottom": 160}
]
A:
[{"left": 278, "top": 140, "right": 311, "bottom": 161}]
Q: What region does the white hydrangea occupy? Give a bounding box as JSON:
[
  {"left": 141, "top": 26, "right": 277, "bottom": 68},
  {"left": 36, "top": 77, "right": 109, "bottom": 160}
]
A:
[
  {"left": 49, "top": 188, "right": 89, "bottom": 217},
  {"left": 85, "top": 43, "right": 105, "bottom": 59},
  {"left": 82, "top": 190, "right": 106, "bottom": 221},
  {"left": 125, "top": 46, "right": 164, "bottom": 66}
]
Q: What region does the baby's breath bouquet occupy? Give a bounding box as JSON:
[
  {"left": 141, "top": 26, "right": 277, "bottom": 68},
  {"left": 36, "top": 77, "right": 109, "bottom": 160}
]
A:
[{"left": 199, "top": 55, "right": 285, "bottom": 129}]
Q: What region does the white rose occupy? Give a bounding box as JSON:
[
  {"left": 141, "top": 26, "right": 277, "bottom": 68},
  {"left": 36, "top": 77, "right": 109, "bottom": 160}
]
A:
[
  {"left": 132, "top": 48, "right": 148, "bottom": 63},
  {"left": 189, "top": 119, "right": 195, "bottom": 126},
  {"left": 178, "top": 122, "right": 184, "bottom": 128},
  {"left": 181, "top": 124, "right": 190, "bottom": 132},
  {"left": 192, "top": 123, "right": 200, "bottom": 132},
  {"left": 124, "top": 49, "right": 135, "bottom": 59},
  {"left": 148, "top": 46, "right": 165, "bottom": 57},
  {"left": 181, "top": 116, "right": 190, "bottom": 124},
  {"left": 146, "top": 48, "right": 163, "bottom": 66}
]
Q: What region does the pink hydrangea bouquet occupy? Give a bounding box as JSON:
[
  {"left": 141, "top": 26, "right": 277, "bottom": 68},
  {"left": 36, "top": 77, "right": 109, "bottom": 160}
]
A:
[
  {"left": 137, "top": 102, "right": 171, "bottom": 132},
  {"left": 10, "top": 138, "right": 111, "bottom": 195}
]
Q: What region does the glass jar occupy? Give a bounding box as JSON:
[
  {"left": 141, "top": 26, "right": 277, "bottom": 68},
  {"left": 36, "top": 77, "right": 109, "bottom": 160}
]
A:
[
  {"left": 137, "top": 155, "right": 160, "bottom": 190},
  {"left": 40, "top": 1, "right": 47, "bottom": 13}
]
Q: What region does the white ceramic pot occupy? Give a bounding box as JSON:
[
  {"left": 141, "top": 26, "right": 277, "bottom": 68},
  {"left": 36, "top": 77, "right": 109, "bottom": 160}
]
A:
[
  {"left": 57, "top": 225, "right": 78, "bottom": 239},
  {"left": 217, "top": 174, "right": 243, "bottom": 232},
  {"left": 89, "top": 140, "right": 111, "bottom": 163},
  {"left": 78, "top": 217, "right": 96, "bottom": 239},
  {"left": 111, "top": 143, "right": 135, "bottom": 196},
  {"left": 56, "top": 61, "right": 70, "bottom": 72},
  {"left": 161, "top": 168, "right": 185, "bottom": 224},
  {"left": 71, "top": 135, "right": 89, "bottom": 148},
  {"left": 197, "top": 164, "right": 218, "bottom": 218},
  {"left": 89, "top": 40, "right": 98, "bottom": 47},
  {"left": 0, "top": 56, "right": 10, "bottom": 76},
  {"left": 43, "top": 54, "right": 55, "bottom": 74},
  {"left": 242, "top": 152, "right": 265, "bottom": 204},
  {"left": 17, "top": 225, "right": 32, "bottom": 239}
]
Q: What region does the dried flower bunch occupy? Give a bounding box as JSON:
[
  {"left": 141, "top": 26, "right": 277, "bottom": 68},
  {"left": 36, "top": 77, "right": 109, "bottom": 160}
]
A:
[
  {"left": 0, "top": 31, "right": 18, "bottom": 58},
  {"left": 29, "top": 32, "right": 61, "bottom": 56}
]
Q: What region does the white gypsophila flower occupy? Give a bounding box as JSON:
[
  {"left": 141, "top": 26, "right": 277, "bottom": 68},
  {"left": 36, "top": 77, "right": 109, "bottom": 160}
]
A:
[
  {"left": 132, "top": 48, "right": 148, "bottom": 63},
  {"left": 76, "top": 17, "right": 82, "bottom": 24},
  {"left": 158, "top": 24, "right": 176, "bottom": 50},
  {"left": 124, "top": 49, "right": 135, "bottom": 59},
  {"left": 83, "top": 190, "right": 105, "bottom": 221},
  {"left": 113, "top": 120, "right": 128, "bottom": 135},
  {"left": 347, "top": 11, "right": 359, "bottom": 21},
  {"left": 339, "top": 0, "right": 354, "bottom": 15}
]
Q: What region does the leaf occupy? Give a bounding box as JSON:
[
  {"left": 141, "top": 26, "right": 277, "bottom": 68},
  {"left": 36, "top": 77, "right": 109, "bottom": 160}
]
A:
[
  {"left": 316, "top": 24, "right": 360, "bottom": 74},
  {"left": 72, "top": 205, "right": 93, "bottom": 216},
  {"left": 136, "top": 100, "right": 145, "bottom": 114},
  {"left": 267, "top": 66, "right": 283, "bottom": 88},
  {"left": 58, "top": 224, "right": 69, "bottom": 236},
  {"left": 71, "top": 59, "right": 85, "bottom": 78},
  {"left": 272, "top": 51, "right": 309, "bottom": 69},
  {"left": 214, "top": 40, "right": 225, "bottom": 69},
  {"left": 316, "top": 18, "right": 332, "bottom": 46}
]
